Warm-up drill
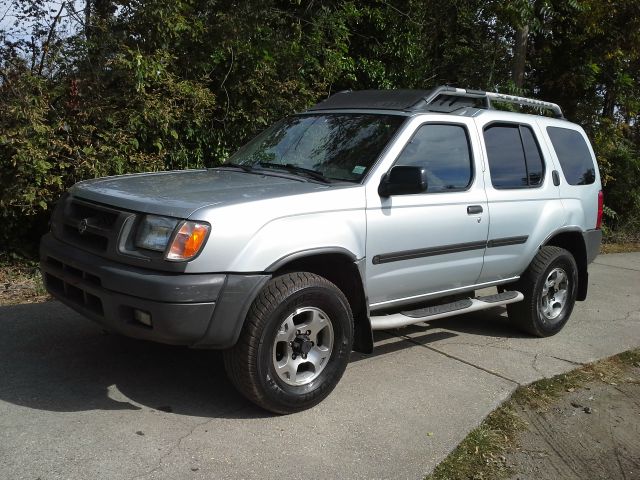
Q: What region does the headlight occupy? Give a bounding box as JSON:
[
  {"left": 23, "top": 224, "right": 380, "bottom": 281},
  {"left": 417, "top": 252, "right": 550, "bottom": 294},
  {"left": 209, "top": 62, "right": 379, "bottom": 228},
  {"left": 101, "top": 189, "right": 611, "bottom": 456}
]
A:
[
  {"left": 135, "top": 215, "right": 210, "bottom": 261},
  {"left": 166, "top": 221, "right": 210, "bottom": 261},
  {"left": 135, "top": 215, "right": 179, "bottom": 251}
]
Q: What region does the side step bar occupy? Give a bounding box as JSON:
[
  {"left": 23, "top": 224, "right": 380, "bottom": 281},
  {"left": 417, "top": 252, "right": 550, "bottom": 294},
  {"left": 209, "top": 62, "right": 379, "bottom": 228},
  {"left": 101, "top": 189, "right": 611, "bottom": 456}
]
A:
[{"left": 369, "top": 291, "right": 524, "bottom": 330}]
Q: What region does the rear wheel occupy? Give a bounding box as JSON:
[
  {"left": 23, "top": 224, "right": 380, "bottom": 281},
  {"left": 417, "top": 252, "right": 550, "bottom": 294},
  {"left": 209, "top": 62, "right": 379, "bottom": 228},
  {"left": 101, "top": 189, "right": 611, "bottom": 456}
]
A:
[
  {"left": 223, "top": 272, "right": 353, "bottom": 414},
  {"left": 507, "top": 246, "right": 578, "bottom": 337}
]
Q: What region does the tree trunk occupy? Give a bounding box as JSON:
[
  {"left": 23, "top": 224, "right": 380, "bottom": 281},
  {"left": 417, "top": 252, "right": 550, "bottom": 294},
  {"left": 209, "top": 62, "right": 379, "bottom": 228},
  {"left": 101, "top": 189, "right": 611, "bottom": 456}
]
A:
[
  {"left": 85, "top": 0, "right": 91, "bottom": 41},
  {"left": 512, "top": 24, "right": 529, "bottom": 89},
  {"left": 85, "top": 0, "right": 115, "bottom": 74},
  {"left": 603, "top": 82, "right": 616, "bottom": 119}
]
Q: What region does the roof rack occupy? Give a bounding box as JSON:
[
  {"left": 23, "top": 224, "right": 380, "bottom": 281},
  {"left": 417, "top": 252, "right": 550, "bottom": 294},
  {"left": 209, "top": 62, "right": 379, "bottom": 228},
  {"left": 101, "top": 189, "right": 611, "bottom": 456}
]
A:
[
  {"left": 420, "top": 86, "right": 564, "bottom": 118},
  {"left": 308, "top": 87, "right": 564, "bottom": 118}
]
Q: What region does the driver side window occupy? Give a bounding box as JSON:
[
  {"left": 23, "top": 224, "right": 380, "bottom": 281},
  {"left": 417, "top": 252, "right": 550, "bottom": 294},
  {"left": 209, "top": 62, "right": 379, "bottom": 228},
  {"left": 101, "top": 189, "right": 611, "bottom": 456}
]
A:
[{"left": 395, "top": 124, "right": 473, "bottom": 192}]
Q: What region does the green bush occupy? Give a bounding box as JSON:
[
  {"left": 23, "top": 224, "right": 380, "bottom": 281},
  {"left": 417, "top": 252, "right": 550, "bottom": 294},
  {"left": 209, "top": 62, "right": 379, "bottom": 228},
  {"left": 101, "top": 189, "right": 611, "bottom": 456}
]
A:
[{"left": 0, "top": 56, "right": 217, "bottom": 254}]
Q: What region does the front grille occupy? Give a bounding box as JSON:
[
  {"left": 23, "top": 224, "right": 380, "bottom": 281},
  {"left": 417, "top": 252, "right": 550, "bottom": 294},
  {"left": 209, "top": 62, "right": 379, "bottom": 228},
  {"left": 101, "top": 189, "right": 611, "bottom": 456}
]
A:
[
  {"left": 69, "top": 200, "right": 120, "bottom": 228},
  {"left": 53, "top": 197, "right": 133, "bottom": 255},
  {"left": 43, "top": 257, "right": 104, "bottom": 315},
  {"left": 62, "top": 224, "right": 109, "bottom": 251}
]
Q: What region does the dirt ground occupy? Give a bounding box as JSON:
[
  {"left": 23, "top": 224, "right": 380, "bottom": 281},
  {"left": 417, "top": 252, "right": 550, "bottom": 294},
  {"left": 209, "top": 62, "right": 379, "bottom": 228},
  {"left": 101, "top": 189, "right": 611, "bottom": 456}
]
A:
[
  {"left": 507, "top": 364, "right": 640, "bottom": 480},
  {"left": 0, "top": 261, "right": 49, "bottom": 306}
]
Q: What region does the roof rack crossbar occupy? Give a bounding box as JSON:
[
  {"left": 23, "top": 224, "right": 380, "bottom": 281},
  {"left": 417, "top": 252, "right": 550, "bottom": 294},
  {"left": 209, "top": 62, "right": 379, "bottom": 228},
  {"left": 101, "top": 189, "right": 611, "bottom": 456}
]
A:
[{"left": 421, "top": 86, "right": 564, "bottom": 118}]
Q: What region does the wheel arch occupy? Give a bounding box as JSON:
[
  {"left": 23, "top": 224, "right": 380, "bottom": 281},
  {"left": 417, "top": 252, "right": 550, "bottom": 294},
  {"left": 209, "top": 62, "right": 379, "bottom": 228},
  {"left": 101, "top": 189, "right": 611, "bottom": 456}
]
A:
[
  {"left": 270, "top": 251, "right": 373, "bottom": 354},
  {"left": 542, "top": 229, "right": 588, "bottom": 301}
]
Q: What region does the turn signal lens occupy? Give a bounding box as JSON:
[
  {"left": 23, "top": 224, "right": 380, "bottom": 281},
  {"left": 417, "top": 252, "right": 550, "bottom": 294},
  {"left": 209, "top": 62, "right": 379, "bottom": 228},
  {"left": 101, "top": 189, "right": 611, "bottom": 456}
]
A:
[{"left": 166, "top": 221, "right": 210, "bottom": 261}]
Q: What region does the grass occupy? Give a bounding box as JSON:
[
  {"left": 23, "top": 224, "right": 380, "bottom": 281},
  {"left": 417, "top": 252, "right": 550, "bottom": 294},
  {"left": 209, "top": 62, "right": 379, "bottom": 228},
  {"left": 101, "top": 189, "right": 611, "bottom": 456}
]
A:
[
  {"left": 424, "top": 403, "right": 524, "bottom": 480},
  {"left": 600, "top": 242, "right": 640, "bottom": 254},
  {"left": 425, "top": 348, "right": 640, "bottom": 480},
  {"left": 0, "top": 253, "right": 50, "bottom": 306}
]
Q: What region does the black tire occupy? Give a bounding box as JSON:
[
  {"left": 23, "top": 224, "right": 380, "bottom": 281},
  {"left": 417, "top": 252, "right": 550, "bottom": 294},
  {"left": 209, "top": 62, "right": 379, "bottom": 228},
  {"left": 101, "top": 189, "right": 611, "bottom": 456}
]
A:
[
  {"left": 507, "top": 246, "right": 578, "bottom": 337},
  {"left": 223, "top": 272, "right": 353, "bottom": 414}
]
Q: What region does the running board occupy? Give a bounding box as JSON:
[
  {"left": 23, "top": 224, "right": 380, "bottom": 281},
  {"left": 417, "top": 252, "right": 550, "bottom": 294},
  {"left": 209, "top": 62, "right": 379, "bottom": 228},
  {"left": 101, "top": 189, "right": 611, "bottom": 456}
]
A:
[{"left": 369, "top": 291, "right": 523, "bottom": 330}]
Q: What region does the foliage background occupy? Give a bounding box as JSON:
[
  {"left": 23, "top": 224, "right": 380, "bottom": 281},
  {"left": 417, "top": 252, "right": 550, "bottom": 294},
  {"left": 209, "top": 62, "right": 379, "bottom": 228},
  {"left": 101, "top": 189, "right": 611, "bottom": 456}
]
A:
[{"left": 1, "top": 0, "right": 639, "bottom": 254}]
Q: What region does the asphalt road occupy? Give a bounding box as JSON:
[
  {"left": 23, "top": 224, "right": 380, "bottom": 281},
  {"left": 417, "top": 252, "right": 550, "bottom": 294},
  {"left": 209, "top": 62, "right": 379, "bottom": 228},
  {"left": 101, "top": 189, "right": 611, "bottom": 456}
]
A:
[{"left": 1, "top": 253, "right": 639, "bottom": 480}]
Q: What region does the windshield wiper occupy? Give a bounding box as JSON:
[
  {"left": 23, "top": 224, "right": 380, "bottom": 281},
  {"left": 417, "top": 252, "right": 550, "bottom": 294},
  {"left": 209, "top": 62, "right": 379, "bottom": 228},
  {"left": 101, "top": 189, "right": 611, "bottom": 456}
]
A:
[
  {"left": 258, "top": 162, "right": 331, "bottom": 184},
  {"left": 215, "top": 162, "right": 254, "bottom": 172}
]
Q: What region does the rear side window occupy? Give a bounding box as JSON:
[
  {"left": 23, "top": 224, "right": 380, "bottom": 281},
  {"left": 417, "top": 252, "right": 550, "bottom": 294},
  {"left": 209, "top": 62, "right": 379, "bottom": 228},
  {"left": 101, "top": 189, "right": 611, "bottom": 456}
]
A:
[
  {"left": 484, "top": 124, "right": 545, "bottom": 189},
  {"left": 395, "top": 124, "right": 472, "bottom": 192},
  {"left": 547, "top": 127, "right": 596, "bottom": 185}
]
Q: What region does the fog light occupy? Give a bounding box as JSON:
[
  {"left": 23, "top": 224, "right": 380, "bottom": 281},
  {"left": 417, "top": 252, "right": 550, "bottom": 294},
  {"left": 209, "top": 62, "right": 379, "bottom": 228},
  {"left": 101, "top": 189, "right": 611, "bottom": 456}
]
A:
[{"left": 133, "top": 309, "right": 152, "bottom": 327}]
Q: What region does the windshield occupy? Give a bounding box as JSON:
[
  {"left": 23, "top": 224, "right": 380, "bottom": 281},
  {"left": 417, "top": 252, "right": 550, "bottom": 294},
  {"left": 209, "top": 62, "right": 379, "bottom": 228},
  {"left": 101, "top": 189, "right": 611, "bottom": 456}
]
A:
[{"left": 227, "top": 113, "right": 406, "bottom": 182}]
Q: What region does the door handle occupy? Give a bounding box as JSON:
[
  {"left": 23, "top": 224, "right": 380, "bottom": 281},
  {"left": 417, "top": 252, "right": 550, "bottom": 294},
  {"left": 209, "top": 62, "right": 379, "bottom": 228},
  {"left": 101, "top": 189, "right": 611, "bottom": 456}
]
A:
[{"left": 467, "top": 205, "right": 483, "bottom": 214}]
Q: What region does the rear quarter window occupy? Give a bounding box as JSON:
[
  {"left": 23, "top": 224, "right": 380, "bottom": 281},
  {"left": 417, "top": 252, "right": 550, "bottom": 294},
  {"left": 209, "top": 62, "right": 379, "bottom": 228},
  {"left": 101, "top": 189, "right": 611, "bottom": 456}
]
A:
[{"left": 546, "top": 127, "right": 596, "bottom": 185}]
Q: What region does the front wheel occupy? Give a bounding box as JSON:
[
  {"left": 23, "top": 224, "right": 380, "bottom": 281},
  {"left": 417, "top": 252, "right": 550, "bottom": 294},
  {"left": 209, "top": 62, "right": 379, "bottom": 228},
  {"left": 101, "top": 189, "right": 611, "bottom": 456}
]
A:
[
  {"left": 223, "top": 272, "right": 353, "bottom": 414},
  {"left": 507, "top": 246, "right": 578, "bottom": 337}
]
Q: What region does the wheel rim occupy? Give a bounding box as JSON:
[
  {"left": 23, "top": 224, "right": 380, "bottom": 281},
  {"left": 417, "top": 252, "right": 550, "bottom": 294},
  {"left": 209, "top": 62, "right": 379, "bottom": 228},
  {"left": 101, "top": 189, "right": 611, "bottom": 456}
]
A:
[
  {"left": 538, "top": 267, "right": 569, "bottom": 322},
  {"left": 272, "top": 307, "right": 334, "bottom": 386}
]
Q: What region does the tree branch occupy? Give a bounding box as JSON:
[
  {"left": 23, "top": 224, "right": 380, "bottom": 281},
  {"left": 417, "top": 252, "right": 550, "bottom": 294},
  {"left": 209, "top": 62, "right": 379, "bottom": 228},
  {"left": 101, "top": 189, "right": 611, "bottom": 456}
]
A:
[{"left": 36, "top": 1, "right": 66, "bottom": 76}]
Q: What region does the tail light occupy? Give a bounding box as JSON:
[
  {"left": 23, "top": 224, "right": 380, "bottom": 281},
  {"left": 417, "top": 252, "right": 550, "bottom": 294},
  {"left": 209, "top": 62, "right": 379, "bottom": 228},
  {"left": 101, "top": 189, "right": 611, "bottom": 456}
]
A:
[{"left": 596, "top": 190, "right": 603, "bottom": 229}]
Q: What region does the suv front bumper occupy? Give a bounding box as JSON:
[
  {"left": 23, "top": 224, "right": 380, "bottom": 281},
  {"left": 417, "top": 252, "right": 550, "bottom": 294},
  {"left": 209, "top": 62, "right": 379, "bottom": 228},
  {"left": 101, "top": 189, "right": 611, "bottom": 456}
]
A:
[{"left": 40, "top": 233, "right": 269, "bottom": 348}]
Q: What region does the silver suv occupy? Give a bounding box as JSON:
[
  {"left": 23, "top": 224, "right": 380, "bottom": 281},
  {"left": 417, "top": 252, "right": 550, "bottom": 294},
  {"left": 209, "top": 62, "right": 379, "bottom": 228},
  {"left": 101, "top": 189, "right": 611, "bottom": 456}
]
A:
[{"left": 40, "top": 87, "right": 603, "bottom": 413}]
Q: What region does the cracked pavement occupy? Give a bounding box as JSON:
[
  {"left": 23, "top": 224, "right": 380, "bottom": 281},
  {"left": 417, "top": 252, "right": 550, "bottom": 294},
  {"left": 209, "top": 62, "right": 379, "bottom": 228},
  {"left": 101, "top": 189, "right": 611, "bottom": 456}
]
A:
[{"left": 1, "top": 252, "right": 639, "bottom": 480}]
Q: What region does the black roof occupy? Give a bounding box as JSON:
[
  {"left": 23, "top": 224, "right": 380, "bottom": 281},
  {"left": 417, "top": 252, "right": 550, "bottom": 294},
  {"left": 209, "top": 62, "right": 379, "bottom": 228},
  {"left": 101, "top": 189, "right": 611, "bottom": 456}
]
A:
[{"left": 309, "top": 89, "right": 435, "bottom": 112}]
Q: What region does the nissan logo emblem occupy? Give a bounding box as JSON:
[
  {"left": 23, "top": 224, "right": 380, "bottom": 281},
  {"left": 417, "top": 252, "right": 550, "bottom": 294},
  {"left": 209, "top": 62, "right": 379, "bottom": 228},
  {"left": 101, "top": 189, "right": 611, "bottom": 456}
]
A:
[{"left": 78, "top": 218, "right": 88, "bottom": 234}]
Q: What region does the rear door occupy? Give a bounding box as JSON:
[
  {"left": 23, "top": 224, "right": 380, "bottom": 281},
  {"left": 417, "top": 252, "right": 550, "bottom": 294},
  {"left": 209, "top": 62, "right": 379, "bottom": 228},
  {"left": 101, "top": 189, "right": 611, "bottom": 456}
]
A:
[
  {"left": 365, "top": 116, "right": 489, "bottom": 309},
  {"left": 476, "top": 115, "right": 565, "bottom": 283}
]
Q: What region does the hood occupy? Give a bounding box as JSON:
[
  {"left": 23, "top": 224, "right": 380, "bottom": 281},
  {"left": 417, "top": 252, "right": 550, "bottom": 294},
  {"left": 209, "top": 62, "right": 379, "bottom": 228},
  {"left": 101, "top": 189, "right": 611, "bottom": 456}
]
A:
[{"left": 70, "top": 169, "right": 334, "bottom": 218}]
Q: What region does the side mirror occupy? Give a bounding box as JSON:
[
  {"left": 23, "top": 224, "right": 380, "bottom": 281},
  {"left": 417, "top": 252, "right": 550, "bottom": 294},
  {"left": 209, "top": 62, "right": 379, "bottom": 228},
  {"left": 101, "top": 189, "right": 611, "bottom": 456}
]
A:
[{"left": 378, "top": 165, "right": 428, "bottom": 197}]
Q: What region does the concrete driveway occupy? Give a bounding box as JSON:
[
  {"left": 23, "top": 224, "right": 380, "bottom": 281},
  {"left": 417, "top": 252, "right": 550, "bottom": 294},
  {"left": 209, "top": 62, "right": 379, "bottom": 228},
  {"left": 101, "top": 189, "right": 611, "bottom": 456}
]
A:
[{"left": 1, "top": 253, "right": 639, "bottom": 480}]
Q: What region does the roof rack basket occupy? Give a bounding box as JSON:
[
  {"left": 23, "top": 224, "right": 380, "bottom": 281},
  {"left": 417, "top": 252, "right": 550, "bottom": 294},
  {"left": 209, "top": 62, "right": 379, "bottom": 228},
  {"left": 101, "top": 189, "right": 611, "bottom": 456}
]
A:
[{"left": 423, "top": 86, "right": 564, "bottom": 118}]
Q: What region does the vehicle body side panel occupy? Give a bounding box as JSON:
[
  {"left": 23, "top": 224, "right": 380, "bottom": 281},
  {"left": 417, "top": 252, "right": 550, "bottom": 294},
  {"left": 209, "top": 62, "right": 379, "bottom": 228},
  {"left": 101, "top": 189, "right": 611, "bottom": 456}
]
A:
[{"left": 186, "top": 186, "right": 366, "bottom": 273}]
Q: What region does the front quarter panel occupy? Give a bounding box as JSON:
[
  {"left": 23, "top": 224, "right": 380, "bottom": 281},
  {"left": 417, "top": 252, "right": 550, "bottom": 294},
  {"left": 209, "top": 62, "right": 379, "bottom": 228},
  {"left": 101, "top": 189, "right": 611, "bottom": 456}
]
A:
[{"left": 184, "top": 186, "right": 366, "bottom": 273}]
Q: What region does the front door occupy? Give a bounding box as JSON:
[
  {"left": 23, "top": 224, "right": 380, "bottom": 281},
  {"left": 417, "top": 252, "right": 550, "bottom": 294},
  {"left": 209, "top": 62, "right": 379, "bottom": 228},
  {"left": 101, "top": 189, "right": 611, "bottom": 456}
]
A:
[{"left": 365, "top": 117, "right": 489, "bottom": 309}]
